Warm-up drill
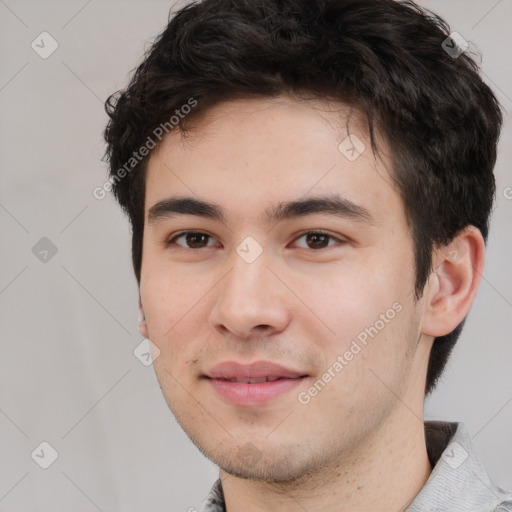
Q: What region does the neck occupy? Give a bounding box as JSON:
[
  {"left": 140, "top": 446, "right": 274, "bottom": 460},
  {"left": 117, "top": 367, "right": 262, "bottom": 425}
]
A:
[{"left": 221, "top": 403, "right": 431, "bottom": 512}]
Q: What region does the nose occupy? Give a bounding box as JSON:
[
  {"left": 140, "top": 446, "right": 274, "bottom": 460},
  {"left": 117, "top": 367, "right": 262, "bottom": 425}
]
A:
[{"left": 208, "top": 249, "right": 291, "bottom": 340}]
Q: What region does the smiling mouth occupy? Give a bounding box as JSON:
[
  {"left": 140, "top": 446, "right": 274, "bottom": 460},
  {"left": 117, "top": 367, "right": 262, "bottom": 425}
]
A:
[
  {"left": 206, "top": 376, "right": 307, "bottom": 406},
  {"left": 205, "top": 360, "right": 308, "bottom": 381},
  {"left": 203, "top": 361, "right": 309, "bottom": 406},
  {"left": 217, "top": 376, "right": 299, "bottom": 383}
]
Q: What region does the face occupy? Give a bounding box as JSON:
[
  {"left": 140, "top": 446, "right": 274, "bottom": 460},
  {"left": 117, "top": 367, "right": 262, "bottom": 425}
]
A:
[{"left": 139, "top": 96, "right": 431, "bottom": 482}]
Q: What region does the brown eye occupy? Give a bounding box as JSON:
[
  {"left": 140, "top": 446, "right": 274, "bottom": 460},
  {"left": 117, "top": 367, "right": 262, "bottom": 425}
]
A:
[
  {"left": 293, "top": 231, "right": 343, "bottom": 250},
  {"left": 185, "top": 233, "right": 210, "bottom": 248},
  {"left": 166, "top": 231, "right": 215, "bottom": 248},
  {"left": 305, "top": 233, "right": 330, "bottom": 249}
]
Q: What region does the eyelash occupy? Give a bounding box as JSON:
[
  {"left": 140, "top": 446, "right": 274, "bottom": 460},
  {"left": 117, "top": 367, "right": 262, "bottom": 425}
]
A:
[{"left": 165, "top": 230, "right": 346, "bottom": 250}]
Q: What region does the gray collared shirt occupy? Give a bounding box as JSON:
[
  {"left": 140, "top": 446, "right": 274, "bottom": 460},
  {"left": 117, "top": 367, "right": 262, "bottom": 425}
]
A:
[{"left": 202, "top": 421, "right": 512, "bottom": 511}]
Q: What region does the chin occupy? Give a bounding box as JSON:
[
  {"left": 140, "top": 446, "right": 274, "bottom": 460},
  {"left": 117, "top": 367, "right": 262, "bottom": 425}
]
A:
[
  {"left": 194, "top": 436, "right": 332, "bottom": 484},
  {"left": 218, "top": 457, "right": 309, "bottom": 483}
]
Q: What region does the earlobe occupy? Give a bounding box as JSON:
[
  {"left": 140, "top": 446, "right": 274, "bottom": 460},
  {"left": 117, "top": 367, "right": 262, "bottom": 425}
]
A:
[
  {"left": 138, "top": 293, "right": 149, "bottom": 338},
  {"left": 421, "top": 226, "right": 485, "bottom": 338},
  {"left": 139, "top": 320, "right": 149, "bottom": 338}
]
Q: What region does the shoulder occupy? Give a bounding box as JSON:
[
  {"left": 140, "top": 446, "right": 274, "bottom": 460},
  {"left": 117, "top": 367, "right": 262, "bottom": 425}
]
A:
[{"left": 495, "top": 502, "right": 512, "bottom": 511}]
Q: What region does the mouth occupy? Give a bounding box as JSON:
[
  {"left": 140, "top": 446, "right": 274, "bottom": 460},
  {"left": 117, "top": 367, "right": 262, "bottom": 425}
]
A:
[
  {"left": 203, "top": 361, "right": 309, "bottom": 406},
  {"left": 218, "top": 376, "right": 292, "bottom": 383}
]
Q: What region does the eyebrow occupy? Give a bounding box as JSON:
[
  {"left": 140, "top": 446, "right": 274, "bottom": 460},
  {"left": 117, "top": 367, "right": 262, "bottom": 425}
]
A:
[{"left": 147, "top": 194, "right": 375, "bottom": 226}]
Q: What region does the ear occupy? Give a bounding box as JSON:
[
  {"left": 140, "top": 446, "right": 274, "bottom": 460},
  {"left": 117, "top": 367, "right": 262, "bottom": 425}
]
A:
[
  {"left": 421, "top": 226, "right": 485, "bottom": 337},
  {"left": 138, "top": 293, "right": 149, "bottom": 338}
]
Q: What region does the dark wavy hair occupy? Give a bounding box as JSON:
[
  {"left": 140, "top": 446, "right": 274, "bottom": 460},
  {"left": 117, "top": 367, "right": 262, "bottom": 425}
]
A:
[{"left": 103, "top": 0, "right": 502, "bottom": 395}]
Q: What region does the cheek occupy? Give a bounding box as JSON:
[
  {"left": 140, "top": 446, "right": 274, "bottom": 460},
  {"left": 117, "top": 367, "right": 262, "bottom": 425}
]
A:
[
  {"left": 306, "top": 257, "right": 416, "bottom": 389},
  {"left": 303, "top": 300, "right": 418, "bottom": 435},
  {"left": 308, "top": 263, "right": 403, "bottom": 340},
  {"left": 139, "top": 265, "right": 208, "bottom": 351}
]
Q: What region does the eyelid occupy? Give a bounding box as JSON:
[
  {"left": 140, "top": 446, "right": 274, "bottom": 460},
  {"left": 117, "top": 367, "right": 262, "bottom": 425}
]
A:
[
  {"left": 165, "top": 230, "right": 219, "bottom": 247},
  {"left": 289, "top": 230, "right": 348, "bottom": 248},
  {"left": 165, "top": 229, "right": 348, "bottom": 249}
]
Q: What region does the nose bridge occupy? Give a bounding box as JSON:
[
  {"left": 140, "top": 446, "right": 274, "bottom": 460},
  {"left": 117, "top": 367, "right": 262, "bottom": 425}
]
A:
[
  {"left": 209, "top": 242, "right": 290, "bottom": 338},
  {"left": 229, "top": 248, "right": 268, "bottom": 299}
]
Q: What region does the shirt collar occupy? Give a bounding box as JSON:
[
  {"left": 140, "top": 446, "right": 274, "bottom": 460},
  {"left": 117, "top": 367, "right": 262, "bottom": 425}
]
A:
[
  {"left": 202, "top": 421, "right": 512, "bottom": 512},
  {"left": 407, "top": 421, "right": 511, "bottom": 511}
]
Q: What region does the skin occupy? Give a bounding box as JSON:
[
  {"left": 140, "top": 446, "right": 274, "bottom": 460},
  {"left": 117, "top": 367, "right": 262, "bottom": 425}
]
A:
[{"left": 138, "top": 96, "right": 485, "bottom": 511}]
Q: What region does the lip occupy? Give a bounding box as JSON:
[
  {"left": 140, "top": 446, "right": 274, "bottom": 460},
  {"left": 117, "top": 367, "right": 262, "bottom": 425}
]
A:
[{"left": 204, "top": 361, "right": 308, "bottom": 406}]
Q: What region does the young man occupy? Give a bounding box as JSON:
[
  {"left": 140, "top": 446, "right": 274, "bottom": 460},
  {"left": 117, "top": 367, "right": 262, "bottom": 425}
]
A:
[{"left": 103, "top": 0, "right": 511, "bottom": 510}]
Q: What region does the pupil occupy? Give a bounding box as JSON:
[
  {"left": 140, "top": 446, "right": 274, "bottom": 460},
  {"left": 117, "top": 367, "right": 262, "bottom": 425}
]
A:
[
  {"left": 187, "top": 233, "right": 208, "bottom": 248},
  {"left": 307, "top": 233, "right": 328, "bottom": 249}
]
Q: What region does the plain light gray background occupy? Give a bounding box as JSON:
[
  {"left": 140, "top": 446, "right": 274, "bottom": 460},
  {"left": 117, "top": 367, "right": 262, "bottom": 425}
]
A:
[{"left": 0, "top": 0, "right": 511, "bottom": 510}]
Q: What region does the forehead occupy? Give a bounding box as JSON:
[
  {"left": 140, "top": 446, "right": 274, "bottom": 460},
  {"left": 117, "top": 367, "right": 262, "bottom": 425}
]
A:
[{"left": 144, "top": 95, "right": 402, "bottom": 226}]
